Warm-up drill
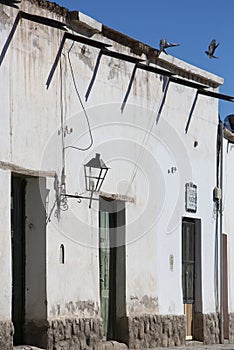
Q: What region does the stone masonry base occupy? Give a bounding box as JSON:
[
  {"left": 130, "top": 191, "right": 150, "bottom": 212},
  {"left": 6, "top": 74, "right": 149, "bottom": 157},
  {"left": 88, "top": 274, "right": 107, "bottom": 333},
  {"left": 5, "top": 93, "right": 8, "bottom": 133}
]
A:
[
  {"left": 47, "top": 318, "right": 103, "bottom": 350},
  {"left": 3, "top": 313, "right": 234, "bottom": 349},
  {"left": 229, "top": 313, "right": 234, "bottom": 343},
  {"left": 126, "top": 315, "right": 186, "bottom": 348},
  {"left": 203, "top": 313, "right": 220, "bottom": 345},
  {"left": 0, "top": 320, "right": 14, "bottom": 350}
]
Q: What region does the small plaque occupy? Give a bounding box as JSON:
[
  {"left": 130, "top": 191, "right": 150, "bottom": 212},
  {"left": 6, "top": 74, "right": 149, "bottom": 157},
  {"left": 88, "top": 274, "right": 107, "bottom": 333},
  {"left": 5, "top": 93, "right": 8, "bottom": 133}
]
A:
[{"left": 185, "top": 182, "right": 197, "bottom": 213}]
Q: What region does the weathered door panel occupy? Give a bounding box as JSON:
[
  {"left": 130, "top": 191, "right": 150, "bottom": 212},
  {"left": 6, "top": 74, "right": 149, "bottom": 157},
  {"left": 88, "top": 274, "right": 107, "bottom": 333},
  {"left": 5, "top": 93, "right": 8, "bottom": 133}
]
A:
[
  {"left": 182, "top": 220, "right": 195, "bottom": 339},
  {"left": 222, "top": 234, "right": 229, "bottom": 339},
  {"left": 99, "top": 198, "right": 126, "bottom": 342}
]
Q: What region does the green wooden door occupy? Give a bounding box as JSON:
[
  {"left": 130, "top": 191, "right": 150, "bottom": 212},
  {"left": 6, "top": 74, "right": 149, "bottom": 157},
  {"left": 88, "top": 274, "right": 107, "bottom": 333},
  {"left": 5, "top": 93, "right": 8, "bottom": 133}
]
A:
[{"left": 99, "top": 199, "right": 126, "bottom": 341}]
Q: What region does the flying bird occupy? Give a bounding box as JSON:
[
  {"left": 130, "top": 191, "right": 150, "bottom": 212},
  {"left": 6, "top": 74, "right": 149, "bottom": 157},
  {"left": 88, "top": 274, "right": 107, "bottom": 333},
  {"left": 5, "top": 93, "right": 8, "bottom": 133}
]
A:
[
  {"left": 205, "top": 39, "right": 219, "bottom": 59},
  {"left": 158, "top": 38, "right": 180, "bottom": 56}
]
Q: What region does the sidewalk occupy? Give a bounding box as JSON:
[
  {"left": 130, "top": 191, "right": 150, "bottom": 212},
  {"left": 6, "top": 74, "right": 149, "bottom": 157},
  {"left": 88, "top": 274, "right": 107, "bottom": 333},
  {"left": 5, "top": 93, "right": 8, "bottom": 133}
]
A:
[
  {"left": 13, "top": 344, "right": 234, "bottom": 350},
  {"left": 13, "top": 346, "right": 45, "bottom": 350},
  {"left": 145, "top": 345, "right": 234, "bottom": 350}
]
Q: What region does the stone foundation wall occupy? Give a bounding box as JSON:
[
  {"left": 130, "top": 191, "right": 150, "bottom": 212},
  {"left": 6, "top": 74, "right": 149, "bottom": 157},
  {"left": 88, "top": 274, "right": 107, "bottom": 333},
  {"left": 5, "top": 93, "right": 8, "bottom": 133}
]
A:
[
  {"left": 127, "top": 315, "right": 186, "bottom": 348},
  {"left": 229, "top": 313, "right": 234, "bottom": 343},
  {"left": 47, "top": 318, "right": 103, "bottom": 350},
  {"left": 0, "top": 321, "right": 14, "bottom": 350},
  {"left": 202, "top": 313, "right": 219, "bottom": 345}
]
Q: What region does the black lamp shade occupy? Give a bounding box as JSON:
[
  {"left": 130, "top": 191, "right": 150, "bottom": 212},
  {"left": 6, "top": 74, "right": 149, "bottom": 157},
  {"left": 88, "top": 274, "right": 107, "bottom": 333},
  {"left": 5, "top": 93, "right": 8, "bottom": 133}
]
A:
[{"left": 84, "top": 153, "right": 109, "bottom": 192}]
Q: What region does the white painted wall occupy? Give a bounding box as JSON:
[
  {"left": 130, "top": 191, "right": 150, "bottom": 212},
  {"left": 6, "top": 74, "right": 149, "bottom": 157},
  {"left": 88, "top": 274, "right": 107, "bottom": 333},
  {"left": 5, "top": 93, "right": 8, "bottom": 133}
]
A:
[
  {"left": 0, "top": 0, "right": 225, "bottom": 322},
  {"left": 223, "top": 140, "right": 234, "bottom": 313},
  {"left": 0, "top": 169, "right": 11, "bottom": 320}
]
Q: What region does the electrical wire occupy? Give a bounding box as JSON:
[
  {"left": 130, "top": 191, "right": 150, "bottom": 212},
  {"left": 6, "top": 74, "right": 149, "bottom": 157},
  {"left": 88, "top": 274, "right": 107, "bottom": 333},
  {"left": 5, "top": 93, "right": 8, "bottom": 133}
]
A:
[
  {"left": 65, "top": 30, "right": 94, "bottom": 151},
  {"left": 60, "top": 58, "right": 66, "bottom": 168}
]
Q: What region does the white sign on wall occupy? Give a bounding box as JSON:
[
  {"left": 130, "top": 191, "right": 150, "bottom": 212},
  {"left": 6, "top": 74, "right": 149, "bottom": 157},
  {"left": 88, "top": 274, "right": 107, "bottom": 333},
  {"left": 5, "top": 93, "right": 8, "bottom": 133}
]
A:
[{"left": 185, "top": 182, "right": 197, "bottom": 213}]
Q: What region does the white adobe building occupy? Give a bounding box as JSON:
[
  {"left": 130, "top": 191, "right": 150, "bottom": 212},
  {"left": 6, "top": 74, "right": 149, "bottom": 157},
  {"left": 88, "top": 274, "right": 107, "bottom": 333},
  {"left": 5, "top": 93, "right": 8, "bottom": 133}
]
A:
[{"left": 0, "top": 0, "right": 234, "bottom": 349}]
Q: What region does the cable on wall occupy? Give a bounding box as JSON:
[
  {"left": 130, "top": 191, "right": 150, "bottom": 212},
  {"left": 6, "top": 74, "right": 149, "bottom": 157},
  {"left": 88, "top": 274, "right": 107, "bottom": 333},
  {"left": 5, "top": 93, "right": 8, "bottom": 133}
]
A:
[{"left": 65, "top": 18, "right": 94, "bottom": 152}]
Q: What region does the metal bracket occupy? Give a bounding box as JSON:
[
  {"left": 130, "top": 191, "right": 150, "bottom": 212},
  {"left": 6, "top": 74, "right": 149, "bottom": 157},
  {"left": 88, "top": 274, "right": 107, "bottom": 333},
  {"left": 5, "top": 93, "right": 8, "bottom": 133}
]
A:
[{"left": 63, "top": 193, "right": 98, "bottom": 209}]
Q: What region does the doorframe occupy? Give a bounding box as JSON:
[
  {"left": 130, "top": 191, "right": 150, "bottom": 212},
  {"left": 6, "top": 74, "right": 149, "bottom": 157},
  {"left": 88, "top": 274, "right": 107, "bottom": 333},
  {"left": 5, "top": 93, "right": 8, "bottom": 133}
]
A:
[
  {"left": 182, "top": 217, "right": 203, "bottom": 341},
  {"left": 11, "top": 174, "right": 47, "bottom": 347},
  {"left": 222, "top": 233, "right": 229, "bottom": 340},
  {"left": 99, "top": 197, "right": 126, "bottom": 342}
]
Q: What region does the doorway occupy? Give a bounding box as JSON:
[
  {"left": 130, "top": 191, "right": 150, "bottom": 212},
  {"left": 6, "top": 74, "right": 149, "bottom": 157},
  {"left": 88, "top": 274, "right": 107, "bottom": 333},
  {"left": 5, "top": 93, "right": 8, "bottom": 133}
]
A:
[
  {"left": 11, "top": 176, "right": 26, "bottom": 345},
  {"left": 99, "top": 197, "right": 126, "bottom": 341},
  {"left": 182, "top": 218, "right": 202, "bottom": 340},
  {"left": 222, "top": 234, "right": 229, "bottom": 339},
  {"left": 11, "top": 175, "right": 47, "bottom": 347}
]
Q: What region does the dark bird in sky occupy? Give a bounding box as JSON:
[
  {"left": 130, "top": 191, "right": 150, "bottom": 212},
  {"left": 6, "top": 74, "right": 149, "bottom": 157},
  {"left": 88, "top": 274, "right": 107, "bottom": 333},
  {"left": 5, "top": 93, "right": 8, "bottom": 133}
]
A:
[
  {"left": 205, "top": 39, "right": 219, "bottom": 59},
  {"left": 158, "top": 38, "right": 180, "bottom": 56}
]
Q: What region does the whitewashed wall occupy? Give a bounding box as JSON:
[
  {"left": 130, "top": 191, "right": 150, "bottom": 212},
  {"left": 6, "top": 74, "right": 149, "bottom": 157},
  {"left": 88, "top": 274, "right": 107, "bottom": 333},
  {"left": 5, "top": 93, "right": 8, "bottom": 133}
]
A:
[
  {"left": 223, "top": 140, "right": 234, "bottom": 314},
  {"left": 0, "top": 0, "right": 224, "bottom": 321}
]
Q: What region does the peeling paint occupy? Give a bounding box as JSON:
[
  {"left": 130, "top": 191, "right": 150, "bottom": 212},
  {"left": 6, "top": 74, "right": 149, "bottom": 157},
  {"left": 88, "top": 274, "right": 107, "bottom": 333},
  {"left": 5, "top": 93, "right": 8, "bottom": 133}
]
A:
[
  {"left": 0, "top": 10, "right": 11, "bottom": 31},
  {"left": 128, "top": 295, "right": 159, "bottom": 316},
  {"left": 78, "top": 45, "right": 94, "bottom": 71},
  {"left": 50, "top": 300, "right": 99, "bottom": 318},
  {"left": 107, "top": 58, "right": 124, "bottom": 80}
]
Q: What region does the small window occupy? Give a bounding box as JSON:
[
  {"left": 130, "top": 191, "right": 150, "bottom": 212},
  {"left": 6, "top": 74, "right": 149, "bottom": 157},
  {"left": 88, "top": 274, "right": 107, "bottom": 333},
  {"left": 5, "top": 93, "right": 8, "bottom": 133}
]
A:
[{"left": 60, "top": 244, "right": 65, "bottom": 264}]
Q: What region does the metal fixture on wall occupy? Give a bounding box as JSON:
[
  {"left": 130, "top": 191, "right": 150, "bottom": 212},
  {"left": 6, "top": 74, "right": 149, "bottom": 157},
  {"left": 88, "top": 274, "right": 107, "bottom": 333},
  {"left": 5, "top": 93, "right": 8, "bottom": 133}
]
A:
[{"left": 63, "top": 153, "right": 109, "bottom": 209}]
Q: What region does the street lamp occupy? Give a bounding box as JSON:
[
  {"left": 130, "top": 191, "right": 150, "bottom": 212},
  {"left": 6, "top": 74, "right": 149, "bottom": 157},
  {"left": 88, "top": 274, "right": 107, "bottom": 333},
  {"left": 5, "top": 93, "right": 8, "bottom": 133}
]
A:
[{"left": 64, "top": 153, "right": 109, "bottom": 208}]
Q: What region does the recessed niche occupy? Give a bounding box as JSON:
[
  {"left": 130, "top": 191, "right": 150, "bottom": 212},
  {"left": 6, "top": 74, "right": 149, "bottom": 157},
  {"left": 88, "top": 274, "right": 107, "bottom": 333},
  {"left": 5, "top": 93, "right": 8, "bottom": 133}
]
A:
[{"left": 60, "top": 244, "right": 65, "bottom": 264}]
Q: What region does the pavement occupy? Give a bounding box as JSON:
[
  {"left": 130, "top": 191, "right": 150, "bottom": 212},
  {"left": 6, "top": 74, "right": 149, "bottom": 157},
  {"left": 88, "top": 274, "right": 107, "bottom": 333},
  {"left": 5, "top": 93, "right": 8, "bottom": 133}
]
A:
[
  {"left": 13, "top": 346, "right": 45, "bottom": 350},
  {"left": 156, "top": 346, "right": 234, "bottom": 350},
  {"left": 13, "top": 343, "right": 234, "bottom": 350}
]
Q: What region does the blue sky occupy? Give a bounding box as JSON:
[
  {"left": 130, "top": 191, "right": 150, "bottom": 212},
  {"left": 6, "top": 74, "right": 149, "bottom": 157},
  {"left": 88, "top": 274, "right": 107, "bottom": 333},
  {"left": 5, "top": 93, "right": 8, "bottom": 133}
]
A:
[{"left": 55, "top": 0, "right": 234, "bottom": 120}]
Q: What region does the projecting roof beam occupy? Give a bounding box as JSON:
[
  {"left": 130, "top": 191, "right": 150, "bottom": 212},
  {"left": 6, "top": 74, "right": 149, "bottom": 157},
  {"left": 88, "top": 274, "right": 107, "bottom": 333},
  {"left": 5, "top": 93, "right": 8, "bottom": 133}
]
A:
[
  {"left": 85, "top": 50, "right": 103, "bottom": 101},
  {"left": 120, "top": 60, "right": 211, "bottom": 119},
  {"left": 121, "top": 63, "right": 209, "bottom": 114},
  {"left": 21, "top": 11, "right": 67, "bottom": 30},
  {"left": 137, "top": 62, "right": 176, "bottom": 78},
  {"left": 85, "top": 48, "right": 144, "bottom": 101},
  {"left": 156, "top": 77, "right": 170, "bottom": 124},
  {"left": 0, "top": 0, "right": 21, "bottom": 9},
  {"left": 102, "top": 48, "right": 145, "bottom": 64},
  {"left": 185, "top": 89, "right": 234, "bottom": 134},
  {"left": 170, "top": 76, "right": 209, "bottom": 90},
  {"left": 65, "top": 32, "right": 112, "bottom": 49},
  {"left": 185, "top": 90, "right": 199, "bottom": 134},
  {"left": 198, "top": 89, "right": 234, "bottom": 102},
  {"left": 121, "top": 64, "right": 138, "bottom": 113},
  {"left": 0, "top": 11, "right": 21, "bottom": 66},
  {"left": 46, "top": 33, "right": 111, "bottom": 88},
  {"left": 121, "top": 63, "right": 175, "bottom": 113},
  {"left": 0, "top": 11, "right": 67, "bottom": 66}
]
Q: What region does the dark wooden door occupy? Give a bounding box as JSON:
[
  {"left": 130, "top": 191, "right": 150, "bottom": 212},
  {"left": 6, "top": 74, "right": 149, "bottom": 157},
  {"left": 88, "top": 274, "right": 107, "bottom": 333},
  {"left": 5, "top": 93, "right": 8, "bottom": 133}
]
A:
[
  {"left": 182, "top": 220, "right": 195, "bottom": 339},
  {"left": 11, "top": 176, "right": 26, "bottom": 345}
]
